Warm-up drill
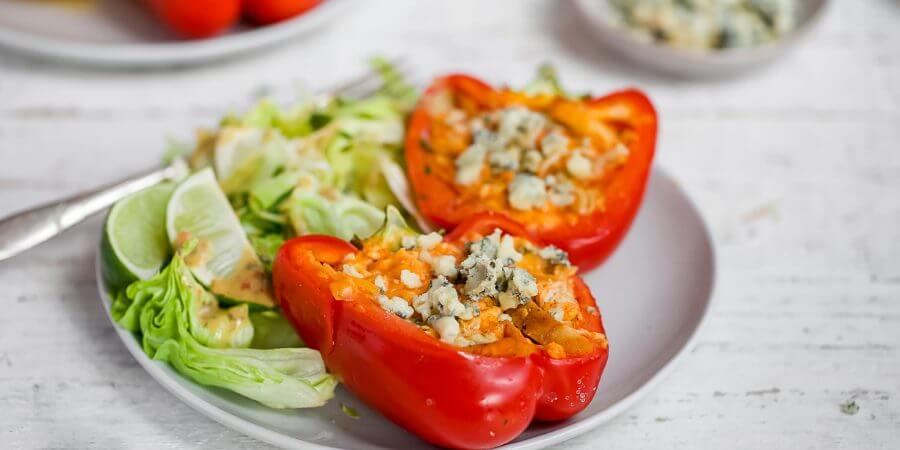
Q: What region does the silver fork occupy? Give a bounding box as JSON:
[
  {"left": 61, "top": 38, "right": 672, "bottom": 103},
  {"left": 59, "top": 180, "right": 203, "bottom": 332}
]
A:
[{"left": 0, "top": 60, "right": 413, "bottom": 262}]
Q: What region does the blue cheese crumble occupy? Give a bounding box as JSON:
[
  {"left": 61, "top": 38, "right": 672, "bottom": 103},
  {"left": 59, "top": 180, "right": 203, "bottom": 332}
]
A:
[
  {"left": 537, "top": 244, "right": 572, "bottom": 267},
  {"left": 400, "top": 269, "right": 422, "bottom": 288},
  {"left": 508, "top": 174, "right": 548, "bottom": 211},
  {"left": 460, "top": 230, "right": 538, "bottom": 311},
  {"left": 378, "top": 295, "right": 414, "bottom": 319},
  {"left": 413, "top": 276, "right": 466, "bottom": 320},
  {"left": 566, "top": 150, "right": 593, "bottom": 180},
  {"left": 449, "top": 103, "right": 629, "bottom": 215},
  {"left": 454, "top": 139, "right": 488, "bottom": 185},
  {"left": 342, "top": 264, "right": 363, "bottom": 278},
  {"left": 370, "top": 228, "right": 580, "bottom": 346}
]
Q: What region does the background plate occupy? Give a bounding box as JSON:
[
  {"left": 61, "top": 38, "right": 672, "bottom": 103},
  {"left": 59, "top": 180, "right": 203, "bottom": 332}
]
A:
[
  {"left": 96, "top": 168, "right": 716, "bottom": 449},
  {"left": 0, "top": 0, "right": 352, "bottom": 68}
]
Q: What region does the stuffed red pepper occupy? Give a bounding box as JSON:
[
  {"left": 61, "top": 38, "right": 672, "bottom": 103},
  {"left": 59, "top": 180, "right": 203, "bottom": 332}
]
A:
[
  {"left": 273, "top": 208, "right": 609, "bottom": 448},
  {"left": 405, "top": 72, "right": 658, "bottom": 271}
]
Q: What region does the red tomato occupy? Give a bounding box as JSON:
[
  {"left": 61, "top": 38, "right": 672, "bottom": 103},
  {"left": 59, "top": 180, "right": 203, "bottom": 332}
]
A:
[
  {"left": 146, "top": 0, "right": 241, "bottom": 39},
  {"left": 243, "top": 0, "right": 323, "bottom": 25}
]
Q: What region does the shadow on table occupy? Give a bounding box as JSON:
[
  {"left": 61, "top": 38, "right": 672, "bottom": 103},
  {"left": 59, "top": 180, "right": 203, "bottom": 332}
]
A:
[{"left": 540, "top": 0, "right": 675, "bottom": 85}]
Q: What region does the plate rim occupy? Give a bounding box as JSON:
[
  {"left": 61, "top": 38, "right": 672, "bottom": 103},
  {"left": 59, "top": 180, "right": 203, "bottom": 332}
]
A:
[
  {"left": 0, "top": 0, "right": 353, "bottom": 68},
  {"left": 94, "top": 167, "right": 717, "bottom": 449}
]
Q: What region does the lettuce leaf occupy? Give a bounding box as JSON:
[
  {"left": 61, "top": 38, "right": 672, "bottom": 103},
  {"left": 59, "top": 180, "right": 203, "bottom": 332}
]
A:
[
  {"left": 523, "top": 64, "right": 569, "bottom": 97},
  {"left": 250, "top": 310, "right": 305, "bottom": 349},
  {"left": 111, "top": 243, "right": 336, "bottom": 408},
  {"left": 190, "top": 58, "right": 418, "bottom": 269}
]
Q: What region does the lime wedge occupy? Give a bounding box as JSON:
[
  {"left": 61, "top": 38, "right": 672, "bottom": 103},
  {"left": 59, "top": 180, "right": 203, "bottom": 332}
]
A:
[
  {"left": 166, "top": 168, "right": 274, "bottom": 308},
  {"left": 101, "top": 182, "right": 175, "bottom": 292}
]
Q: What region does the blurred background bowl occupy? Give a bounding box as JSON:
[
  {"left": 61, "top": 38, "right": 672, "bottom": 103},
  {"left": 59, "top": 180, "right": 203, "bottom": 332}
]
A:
[{"left": 573, "top": 0, "right": 829, "bottom": 78}]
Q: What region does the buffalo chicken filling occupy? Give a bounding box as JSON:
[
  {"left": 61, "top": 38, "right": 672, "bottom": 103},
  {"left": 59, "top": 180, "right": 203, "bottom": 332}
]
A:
[
  {"left": 328, "top": 229, "right": 607, "bottom": 359},
  {"left": 422, "top": 91, "right": 637, "bottom": 229}
]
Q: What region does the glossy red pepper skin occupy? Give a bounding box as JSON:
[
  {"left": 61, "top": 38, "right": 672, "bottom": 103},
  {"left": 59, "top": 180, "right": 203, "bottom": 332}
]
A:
[
  {"left": 405, "top": 74, "right": 658, "bottom": 272},
  {"left": 273, "top": 215, "right": 609, "bottom": 448}
]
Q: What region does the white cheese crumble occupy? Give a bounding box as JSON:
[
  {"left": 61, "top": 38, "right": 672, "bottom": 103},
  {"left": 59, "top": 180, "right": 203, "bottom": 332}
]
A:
[
  {"left": 497, "top": 234, "right": 522, "bottom": 265},
  {"left": 497, "top": 107, "right": 546, "bottom": 148},
  {"left": 522, "top": 149, "right": 543, "bottom": 174},
  {"left": 508, "top": 173, "right": 548, "bottom": 211},
  {"left": 417, "top": 232, "right": 443, "bottom": 250},
  {"left": 497, "top": 268, "right": 539, "bottom": 311},
  {"left": 540, "top": 131, "right": 569, "bottom": 157},
  {"left": 537, "top": 245, "right": 571, "bottom": 267},
  {"left": 497, "top": 291, "right": 520, "bottom": 311},
  {"left": 341, "top": 265, "right": 363, "bottom": 278},
  {"left": 454, "top": 142, "right": 487, "bottom": 185},
  {"left": 498, "top": 313, "right": 512, "bottom": 322},
  {"left": 430, "top": 316, "right": 460, "bottom": 344},
  {"left": 400, "top": 269, "right": 422, "bottom": 288},
  {"left": 460, "top": 231, "right": 504, "bottom": 299},
  {"left": 401, "top": 235, "right": 417, "bottom": 250},
  {"left": 547, "top": 175, "right": 575, "bottom": 207},
  {"left": 374, "top": 275, "right": 387, "bottom": 292},
  {"left": 413, "top": 276, "right": 466, "bottom": 320},
  {"left": 549, "top": 305, "right": 565, "bottom": 322},
  {"left": 488, "top": 147, "right": 521, "bottom": 173},
  {"left": 566, "top": 150, "right": 593, "bottom": 180},
  {"left": 378, "top": 295, "right": 414, "bottom": 319},
  {"left": 431, "top": 255, "right": 458, "bottom": 279}
]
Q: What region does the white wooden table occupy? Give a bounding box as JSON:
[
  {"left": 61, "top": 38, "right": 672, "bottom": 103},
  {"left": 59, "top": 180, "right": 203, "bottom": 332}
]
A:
[{"left": 0, "top": 1, "right": 897, "bottom": 448}]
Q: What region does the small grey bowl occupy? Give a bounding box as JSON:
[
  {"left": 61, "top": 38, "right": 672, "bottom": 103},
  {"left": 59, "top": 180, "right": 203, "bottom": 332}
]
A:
[{"left": 573, "top": 0, "right": 829, "bottom": 78}]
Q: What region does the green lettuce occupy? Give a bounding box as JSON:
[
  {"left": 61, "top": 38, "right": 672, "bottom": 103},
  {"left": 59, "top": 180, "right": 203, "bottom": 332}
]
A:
[
  {"left": 196, "top": 58, "right": 417, "bottom": 250},
  {"left": 523, "top": 64, "right": 569, "bottom": 97},
  {"left": 250, "top": 310, "right": 305, "bottom": 349},
  {"left": 368, "top": 205, "right": 418, "bottom": 251},
  {"left": 111, "top": 242, "right": 336, "bottom": 408}
]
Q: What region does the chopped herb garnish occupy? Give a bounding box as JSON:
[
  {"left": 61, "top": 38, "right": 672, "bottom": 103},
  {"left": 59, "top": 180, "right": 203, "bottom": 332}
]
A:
[
  {"left": 309, "top": 112, "right": 332, "bottom": 130},
  {"left": 840, "top": 399, "right": 859, "bottom": 415},
  {"left": 341, "top": 403, "right": 360, "bottom": 419}
]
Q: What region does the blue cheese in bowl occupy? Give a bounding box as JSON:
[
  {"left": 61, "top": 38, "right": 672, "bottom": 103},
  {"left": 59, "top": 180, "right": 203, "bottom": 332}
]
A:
[{"left": 607, "top": 0, "right": 798, "bottom": 52}]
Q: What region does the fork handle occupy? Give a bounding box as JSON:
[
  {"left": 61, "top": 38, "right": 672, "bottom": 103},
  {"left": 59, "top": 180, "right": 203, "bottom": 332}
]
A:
[{"left": 0, "top": 165, "right": 178, "bottom": 262}]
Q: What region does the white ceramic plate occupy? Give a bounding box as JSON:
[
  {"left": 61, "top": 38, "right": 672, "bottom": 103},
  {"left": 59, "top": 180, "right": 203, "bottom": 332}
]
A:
[
  {"left": 96, "top": 168, "right": 716, "bottom": 449},
  {"left": 0, "top": 0, "right": 352, "bottom": 68},
  {"left": 573, "top": 0, "right": 829, "bottom": 78}
]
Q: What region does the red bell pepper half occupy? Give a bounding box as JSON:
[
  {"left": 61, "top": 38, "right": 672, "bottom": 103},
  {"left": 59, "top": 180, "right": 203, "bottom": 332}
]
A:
[
  {"left": 405, "top": 74, "right": 658, "bottom": 271},
  {"left": 273, "top": 213, "right": 609, "bottom": 449}
]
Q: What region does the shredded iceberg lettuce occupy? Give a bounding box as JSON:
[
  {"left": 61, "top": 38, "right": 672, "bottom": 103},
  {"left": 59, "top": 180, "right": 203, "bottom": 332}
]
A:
[
  {"left": 192, "top": 59, "right": 418, "bottom": 250},
  {"left": 112, "top": 241, "right": 336, "bottom": 409}
]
